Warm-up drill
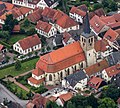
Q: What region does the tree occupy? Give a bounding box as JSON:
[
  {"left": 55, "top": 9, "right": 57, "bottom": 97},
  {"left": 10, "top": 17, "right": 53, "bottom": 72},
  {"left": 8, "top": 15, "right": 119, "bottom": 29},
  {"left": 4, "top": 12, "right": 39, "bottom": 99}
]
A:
[
  {"left": 98, "top": 98, "right": 117, "bottom": 108},
  {"left": 3, "top": 14, "right": 18, "bottom": 32},
  {"left": 109, "top": 1, "right": 118, "bottom": 11},
  {"left": 0, "top": 31, "right": 10, "bottom": 42},
  {"left": 24, "top": 19, "right": 30, "bottom": 27},
  {"left": 66, "top": 101, "right": 75, "bottom": 108},
  {"left": 93, "top": 3, "right": 103, "bottom": 10},
  {"left": 46, "top": 101, "right": 62, "bottom": 108},
  {"left": 26, "top": 28, "right": 36, "bottom": 36},
  {"left": 19, "top": 90, "right": 23, "bottom": 99},
  {"left": 15, "top": 60, "right": 21, "bottom": 70}
]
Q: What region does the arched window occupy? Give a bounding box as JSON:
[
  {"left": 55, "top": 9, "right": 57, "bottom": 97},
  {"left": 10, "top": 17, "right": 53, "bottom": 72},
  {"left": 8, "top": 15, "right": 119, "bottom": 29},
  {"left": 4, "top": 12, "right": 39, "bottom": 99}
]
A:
[
  {"left": 49, "top": 74, "right": 52, "bottom": 81},
  {"left": 60, "top": 72, "right": 63, "bottom": 79},
  {"left": 67, "top": 68, "right": 70, "bottom": 75},
  {"left": 81, "top": 62, "right": 83, "bottom": 68}
]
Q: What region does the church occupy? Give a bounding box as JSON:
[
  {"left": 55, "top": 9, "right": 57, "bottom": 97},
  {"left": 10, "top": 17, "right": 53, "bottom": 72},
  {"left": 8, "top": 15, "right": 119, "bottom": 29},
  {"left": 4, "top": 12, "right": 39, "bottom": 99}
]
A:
[{"left": 28, "top": 13, "right": 97, "bottom": 87}]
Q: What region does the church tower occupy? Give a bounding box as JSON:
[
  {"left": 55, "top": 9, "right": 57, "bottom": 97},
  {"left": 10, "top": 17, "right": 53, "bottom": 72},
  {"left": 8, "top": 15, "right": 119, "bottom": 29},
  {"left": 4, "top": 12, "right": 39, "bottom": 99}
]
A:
[{"left": 80, "top": 12, "right": 96, "bottom": 66}]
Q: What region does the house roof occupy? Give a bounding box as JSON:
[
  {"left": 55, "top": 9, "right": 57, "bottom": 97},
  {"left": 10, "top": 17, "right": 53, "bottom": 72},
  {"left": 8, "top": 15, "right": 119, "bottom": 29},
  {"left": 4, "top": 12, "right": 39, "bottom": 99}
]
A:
[
  {"left": 18, "top": 34, "right": 41, "bottom": 50},
  {"left": 113, "top": 13, "right": 120, "bottom": 22},
  {"left": 36, "top": 20, "right": 52, "bottom": 33},
  {"left": 104, "top": 28, "right": 119, "bottom": 42},
  {"left": 107, "top": 21, "right": 120, "bottom": 29},
  {"left": 32, "top": 68, "right": 44, "bottom": 76},
  {"left": 90, "top": 15, "right": 106, "bottom": 34},
  {"left": 94, "top": 8, "right": 105, "bottom": 17},
  {"left": 106, "top": 51, "right": 120, "bottom": 66},
  {"left": 115, "top": 29, "right": 120, "bottom": 35},
  {"left": 70, "top": 6, "right": 86, "bottom": 17},
  {"left": 13, "top": 24, "right": 20, "bottom": 32},
  {"left": 100, "top": 16, "right": 116, "bottom": 24},
  {"left": 28, "top": 77, "right": 44, "bottom": 85},
  {"left": 77, "top": 4, "right": 88, "bottom": 12},
  {"left": 19, "top": 7, "right": 32, "bottom": 15},
  {"left": 63, "top": 32, "right": 72, "bottom": 43},
  {"left": 0, "top": 44, "right": 4, "bottom": 51},
  {"left": 105, "top": 64, "right": 120, "bottom": 77},
  {"left": 66, "top": 70, "right": 87, "bottom": 87},
  {"left": 56, "top": 14, "right": 78, "bottom": 29},
  {"left": 85, "top": 59, "right": 109, "bottom": 76},
  {"left": 28, "top": 8, "right": 43, "bottom": 23},
  {"left": 44, "top": 0, "right": 58, "bottom": 7},
  {"left": 36, "top": 42, "right": 85, "bottom": 73},
  {"left": 88, "top": 76, "right": 103, "bottom": 89},
  {"left": 94, "top": 39, "right": 109, "bottom": 52}
]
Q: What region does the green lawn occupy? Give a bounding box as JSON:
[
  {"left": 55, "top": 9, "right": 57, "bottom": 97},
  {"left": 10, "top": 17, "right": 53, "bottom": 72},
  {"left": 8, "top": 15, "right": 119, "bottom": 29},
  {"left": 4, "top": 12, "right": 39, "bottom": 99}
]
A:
[
  {"left": 8, "top": 34, "right": 27, "bottom": 45},
  {"left": 0, "top": 57, "right": 39, "bottom": 79}
]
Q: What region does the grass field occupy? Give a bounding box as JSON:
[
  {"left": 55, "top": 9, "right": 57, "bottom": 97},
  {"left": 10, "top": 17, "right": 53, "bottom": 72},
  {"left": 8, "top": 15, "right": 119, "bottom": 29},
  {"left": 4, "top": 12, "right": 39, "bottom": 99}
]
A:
[
  {"left": 8, "top": 34, "right": 27, "bottom": 45},
  {"left": 0, "top": 57, "right": 39, "bottom": 79}
]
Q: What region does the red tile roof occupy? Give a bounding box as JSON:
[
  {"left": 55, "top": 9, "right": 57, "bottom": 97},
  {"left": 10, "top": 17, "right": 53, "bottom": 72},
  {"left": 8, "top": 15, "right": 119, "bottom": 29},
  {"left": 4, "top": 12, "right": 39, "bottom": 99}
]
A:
[
  {"left": 94, "top": 39, "right": 109, "bottom": 52},
  {"left": 77, "top": 4, "right": 88, "bottom": 12},
  {"left": 100, "top": 16, "right": 116, "bottom": 24},
  {"left": 113, "top": 13, "right": 120, "bottom": 22},
  {"left": 85, "top": 60, "right": 109, "bottom": 76},
  {"left": 94, "top": 8, "right": 105, "bottom": 17},
  {"left": 56, "top": 14, "right": 78, "bottom": 29},
  {"left": 13, "top": 24, "right": 20, "bottom": 32},
  {"left": 107, "top": 21, "right": 120, "bottom": 29},
  {"left": 36, "top": 42, "right": 85, "bottom": 73},
  {"left": 18, "top": 34, "right": 41, "bottom": 50},
  {"left": 19, "top": 7, "right": 32, "bottom": 15},
  {"left": 28, "top": 8, "right": 43, "bottom": 23},
  {"left": 63, "top": 32, "right": 71, "bottom": 43},
  {"left": 28, "top": 77, "right": 44, "bottom": 85},
  {"left": 115, "top": 29, "right": 120, "bottom": 35},
  {"left": 90, "top": 15, "right": 106, "bottom": 34},
  {"left": 104, "top": 29, "right": 119, "bottom": 42},
  {"left": 32, "top": 68, "right": 44, "bottom": 76},
  {"left": 0, "top": 44, "right": 4, "bottom": 51},
  {"left": 105, "top": 64, "right": 120, "bottom": 77},
  {"left": 36, "top": 20, "right": 52, "bottom": 33},
  {"left": 88, "top": 76, "right": 103, "bottom": 89},
  {"left": 70, "top": 6, "right": 86, "bottom": 17}
]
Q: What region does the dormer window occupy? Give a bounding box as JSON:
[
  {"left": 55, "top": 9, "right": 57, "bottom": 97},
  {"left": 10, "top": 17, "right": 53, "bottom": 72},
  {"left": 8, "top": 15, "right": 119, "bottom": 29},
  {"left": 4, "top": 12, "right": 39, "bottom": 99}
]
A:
[{"left": 95, "top": 22, "right": 99, "bottom": 27}]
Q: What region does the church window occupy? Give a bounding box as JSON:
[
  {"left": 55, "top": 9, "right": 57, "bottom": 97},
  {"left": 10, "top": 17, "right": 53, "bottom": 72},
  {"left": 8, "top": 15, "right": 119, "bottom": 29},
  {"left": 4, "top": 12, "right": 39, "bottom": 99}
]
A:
[
  {"left": 49, "top": 74, "right": 52, "bottom": 81},
  {"left": 91, "top": 38, "right": 93, "bottom": 42}
]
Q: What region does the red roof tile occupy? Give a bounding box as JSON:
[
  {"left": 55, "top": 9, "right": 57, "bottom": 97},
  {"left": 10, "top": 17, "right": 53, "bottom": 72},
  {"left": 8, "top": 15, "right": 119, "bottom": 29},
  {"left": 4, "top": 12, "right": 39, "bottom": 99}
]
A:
[
  {"left": 32, "top": 68, "right": 44, "bottom": 76},
  {"left": 13, "top": 24, "right": 20, "bottom": 32},
  {"left": 90, "top": 15, "right": 106, "bottom": 34},
  {"left": 0, "top": 44, "right": 4, "bottom": 51},
  {"left": 107, "top": 21, "right": 120, "bottom": 29},
  {"left": 85, "top": 60, "right": 109, "bottom": 76},
  {"left": 113, "top": 13, "right": 120, "bottom": 22},
  {"left": 105, "top": 64, "right": 120, "bottom": 77},
  {"left": 88, "top": 76, "right": 103, "bottom": 89},
  {"left": 28, "top": 77, "right": 44, "bottom": 85},
  {"left": 70, "top": 6, "right": 86, "bottom": 17},
  {"left": 19, "top": 7, "right": 32, "bottom": 15},
  {"left": 18, "top": 34, "right": 41, "bottom": 50},
  {"left": 36, "top": 42, "right": 85, "bottom": 73},
  {"left": 94, "top": 8, "right": 105, "bottom": 17},
  {"left": 56, "top": 14, "right": 78, "bottom": 29},
  {"left": 94, "top": 39, "right": 109, "bottom": 52},
  {"left": 63, "top": 32, "right": 71, "bottom": 43},
  {"left": 104, "top": 29, "right": 119, "bottom": 42},
  {"left": 36, "top": 20, "right": 52, "bottom": 33},
  {"left": 77, "top": 4, "right": 88, "bottom": 12},
  {"left": 100, "top": 16, "right": 116, "bottom": 24}
]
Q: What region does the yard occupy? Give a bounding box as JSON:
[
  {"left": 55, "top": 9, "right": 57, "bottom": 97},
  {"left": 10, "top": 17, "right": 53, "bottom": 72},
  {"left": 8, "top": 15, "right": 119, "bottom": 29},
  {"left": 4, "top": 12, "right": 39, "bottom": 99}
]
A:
[
  {"left": 8, "top": 34, "right": 27, "bottom": 45},
  {"left": 0, "top": 57, "right": 39, "bottom": 79}
]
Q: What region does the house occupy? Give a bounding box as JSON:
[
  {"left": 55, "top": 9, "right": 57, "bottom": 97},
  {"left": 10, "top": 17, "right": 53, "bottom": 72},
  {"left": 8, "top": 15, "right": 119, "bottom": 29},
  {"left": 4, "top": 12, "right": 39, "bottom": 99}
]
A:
[
  {"left": 106, "top": 51, "right": 120, "bottom": 66},
  {"left": 26, "top": 94, "right": 48, "bottom": 108},
  {"left": 94, "top": 39, "right": 113, "bottom": 59},
  {"left": 84, "top": 59, "right": 109, "bottom": 77},
  {"left": 28, "top": 41, "right": 86, "bottom": 86},
  {"left": 88, "top": 76, "right": 106, "bottom": 90},
  {"left": 62, "top": 70, "right": 88, "bottom": 91},
  {"left": 12, "top": 0, "right": 59, "bottom": 9},
  {"left": 113, "top": 13, "right": 120, "bottom": 22},
  {"left": 90, "top": 15, "right": 110, "bottom": 36},
  {"left": 0, "top": 44, "right": 7, "bottom": 53},
  {"left": 27, "top": 8, "right": 43, "bottom": 24},
  {"left": 55, "top": 14, "right": 79, "bottom": 33},
  {"left": 103, "top": 28, "right": 120, "bottom": 50},
  {"left": 102, "top": 64, "right": 120, "bottom": 82},
  {"left": 69, "top": 6, "right": 86, "bottom": 23},
  {"left": 12, "top": 24, "right": 20, "bottom": 33},
  {"left": 55, "top": 92, "right": 73, "bottom": 107},
  {"left": 13, "top": 34, "right": 41, "bottom": 55},
  {"left": 36, "top": 20, "right": 57, "bottom": 38}
]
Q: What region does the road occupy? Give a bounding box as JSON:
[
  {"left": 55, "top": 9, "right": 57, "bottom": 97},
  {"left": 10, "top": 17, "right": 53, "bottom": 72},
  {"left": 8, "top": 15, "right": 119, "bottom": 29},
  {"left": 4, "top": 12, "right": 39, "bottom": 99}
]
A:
[{"left": 0, "top": 83, "right": 28, "bottom": 108}]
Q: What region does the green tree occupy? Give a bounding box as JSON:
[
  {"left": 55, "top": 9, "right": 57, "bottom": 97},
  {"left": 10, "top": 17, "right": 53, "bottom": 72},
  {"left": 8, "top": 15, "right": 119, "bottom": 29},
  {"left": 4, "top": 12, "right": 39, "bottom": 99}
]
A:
[
  {"left": 110, "top": 1, "right": 118, "bottom": 11},
  {"left": 0, "top": 31, "right": 10, "bottom": 42},
  {"left": 15, "top": 60, "right": 21, "bottom": 70},
  {"left": 93, "top": 3, "right": 103, "bottom": 10},
  {"left": 98, "top": 98, "right": 117, "bottom": 108},
  {"left": 24, "top": 19, "right": 30, "bottom": 27},
  {"left": 66, "top": 101, "right": 75, "bottom": 108},
  {"left": 46, "top": 101, "right": 62, "bottom": 108},
  {"left": 19, "top": 90, "right": 23, "bottom": 99}
]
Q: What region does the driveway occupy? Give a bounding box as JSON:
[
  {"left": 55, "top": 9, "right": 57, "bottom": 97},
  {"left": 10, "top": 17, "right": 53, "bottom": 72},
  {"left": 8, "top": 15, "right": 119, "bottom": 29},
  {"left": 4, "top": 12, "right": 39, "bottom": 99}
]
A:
[{"left": 0, "top": 83, "right": 28, "bottom": 108}]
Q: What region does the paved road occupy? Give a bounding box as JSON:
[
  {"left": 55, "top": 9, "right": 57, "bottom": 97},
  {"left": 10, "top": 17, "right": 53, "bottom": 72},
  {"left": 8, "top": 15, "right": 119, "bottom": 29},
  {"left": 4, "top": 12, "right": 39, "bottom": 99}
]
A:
[{"left": 0, "top": 83, "right": 28, "bottom": 108}]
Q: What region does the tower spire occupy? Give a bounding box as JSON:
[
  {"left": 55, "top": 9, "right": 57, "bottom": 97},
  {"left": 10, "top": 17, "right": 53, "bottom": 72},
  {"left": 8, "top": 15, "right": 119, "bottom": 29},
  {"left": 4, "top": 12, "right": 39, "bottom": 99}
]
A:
[{"left": 83, "top": 12, "right": 91, "bottom": 34}]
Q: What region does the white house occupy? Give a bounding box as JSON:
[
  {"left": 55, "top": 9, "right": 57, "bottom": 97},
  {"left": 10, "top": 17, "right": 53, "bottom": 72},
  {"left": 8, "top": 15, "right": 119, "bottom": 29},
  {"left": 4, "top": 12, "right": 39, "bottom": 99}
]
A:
[
  {"left": 55, "top": 14, "right": 79, "bottom": 33},
  {"left": 69, "top": 6, "right": 86, "bottom": 23},
  {"left": 36, "top": 20, "right": 57, "bottom": 38},
  {"left": 13, "top": 34, "right": 41, "bottom": 55},
  {"left": 12, "top": 0, "right": 59, "bottom": 9},
  {"left": 62, "top": 70, "right": 88, "bottom": 91},
  {"left": 102, "top": 64, "right": 120, "bottom": 82}
]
